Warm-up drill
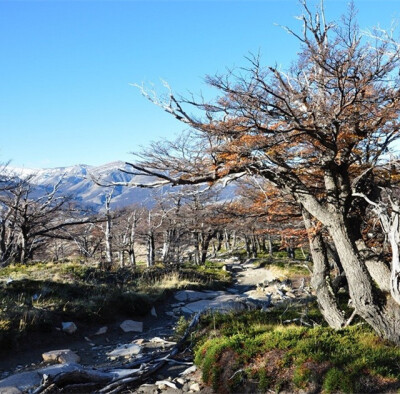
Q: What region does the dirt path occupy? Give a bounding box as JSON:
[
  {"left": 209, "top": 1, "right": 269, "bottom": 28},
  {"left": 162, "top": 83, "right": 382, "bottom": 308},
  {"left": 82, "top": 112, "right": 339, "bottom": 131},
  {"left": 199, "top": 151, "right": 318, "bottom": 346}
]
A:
[{"left": 0, "top": 261, "right": 299, "bottom": 393}]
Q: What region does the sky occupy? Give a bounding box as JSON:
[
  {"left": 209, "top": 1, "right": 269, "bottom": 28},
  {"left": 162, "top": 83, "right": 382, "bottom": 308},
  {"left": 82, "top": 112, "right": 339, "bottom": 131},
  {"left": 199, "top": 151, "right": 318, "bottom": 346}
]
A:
[{"left": 1, "top": 0, "right": 400, "bottom": 169}]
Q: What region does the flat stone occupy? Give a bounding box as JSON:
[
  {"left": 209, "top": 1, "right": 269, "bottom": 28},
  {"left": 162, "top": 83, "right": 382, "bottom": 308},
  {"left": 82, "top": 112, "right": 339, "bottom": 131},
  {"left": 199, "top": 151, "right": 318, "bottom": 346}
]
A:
[
  {"left": 174, "top": 290, "right": 224, "bottom": 302},
  {"left": 42, "top": 349, "right": 80, "bottom": 364},
  {"left": 120, "top": 320, "right": 143, "bottom": 333},
  {"left": 107, "top": 343, "right": 142, "bottom": 360},
  {"left": 95, "top": 326, "right": 108, "bottom": 335},
  {"left": 181, "top": 294, "right": 250, "bottom": 314},
  {"left": 61, "top": 322, "right": 77, "bottom": 334}
]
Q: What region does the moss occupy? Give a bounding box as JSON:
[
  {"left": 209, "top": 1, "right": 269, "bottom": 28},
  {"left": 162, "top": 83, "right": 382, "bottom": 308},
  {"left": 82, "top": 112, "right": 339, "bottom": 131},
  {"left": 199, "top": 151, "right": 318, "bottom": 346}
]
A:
[{"left": 193, "top": 312, "right": 400, "bottom": 393}]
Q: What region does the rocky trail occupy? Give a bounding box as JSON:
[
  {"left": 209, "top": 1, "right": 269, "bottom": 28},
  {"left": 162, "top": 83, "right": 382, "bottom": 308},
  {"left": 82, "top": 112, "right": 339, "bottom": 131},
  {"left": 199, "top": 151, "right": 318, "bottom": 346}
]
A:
[{"left": 0, "top": 259, "right": 311, "bottom": 393}]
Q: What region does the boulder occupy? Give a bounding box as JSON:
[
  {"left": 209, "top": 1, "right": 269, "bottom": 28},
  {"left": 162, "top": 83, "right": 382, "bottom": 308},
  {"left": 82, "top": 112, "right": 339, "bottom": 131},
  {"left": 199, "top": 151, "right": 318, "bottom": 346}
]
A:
[
  {"left": 61, "top": 322, "right": 77, "bottom": 334},
  {"left": 107, "top": 343, "right": 142, "bottom": 360},
  {"left": 42, "top": 349, "right": 80, "bottom": 364},
  {"left": 120, "top": 320, "right": 143, "bottom": 333}
]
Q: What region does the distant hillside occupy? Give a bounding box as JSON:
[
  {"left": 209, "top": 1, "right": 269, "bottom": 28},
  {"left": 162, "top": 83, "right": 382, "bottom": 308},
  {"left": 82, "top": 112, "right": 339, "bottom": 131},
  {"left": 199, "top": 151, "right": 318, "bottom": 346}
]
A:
[{"left": 7, "top": 161, "right": 235, "bottom": 211}]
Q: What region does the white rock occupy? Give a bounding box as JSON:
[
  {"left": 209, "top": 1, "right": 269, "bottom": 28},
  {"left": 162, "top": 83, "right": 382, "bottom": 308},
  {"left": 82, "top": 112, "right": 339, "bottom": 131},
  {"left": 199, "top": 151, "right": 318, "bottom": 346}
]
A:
[
  {"left": 107, "top": 344, "right": 142, "bottom": 360},
  {"left": 190, "top": 382, "right": 200, "bottom": 392},
  {"left": 180, "top": 365, "right": 197, "bottom": 376},
  {"left": 42, "top": 349, "right": 80, "bottom": 364},
  {"left": 120, "top": 320, "right": 143, "bottom": 333},
  {"left": 155, "top": 380, "right": 178, "bottom": 390},
  {"left": 150, "top": 337, "right": 176, "bottom": 346},
  {"left": 94, "top": 326, "right": 108, "bottom": 335},
  {"left": 61, "top": 322, "right": 77, "bottom": 334},
  {"left": 151, "top": 306, "right": 157, "bottom": 317},
  {"left": 175, "top": 377, "right": 186, "bottom": 385}
]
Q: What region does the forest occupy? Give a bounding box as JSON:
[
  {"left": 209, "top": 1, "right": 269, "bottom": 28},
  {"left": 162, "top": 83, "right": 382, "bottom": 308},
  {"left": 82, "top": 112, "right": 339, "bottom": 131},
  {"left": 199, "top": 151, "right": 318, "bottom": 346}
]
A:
[{"left": 2, "top": 1, "right": 400, "bottom": 393}]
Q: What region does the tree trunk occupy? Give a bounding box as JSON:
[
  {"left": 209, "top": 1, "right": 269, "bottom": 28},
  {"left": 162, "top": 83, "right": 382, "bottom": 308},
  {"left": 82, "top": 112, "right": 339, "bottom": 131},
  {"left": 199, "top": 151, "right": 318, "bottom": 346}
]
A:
[
  {"left": 303, "top": 211, "right": 346, "bottom": 329},
  {"left": 329, "top": 215, "right": 399, "bottom": 342},
  {"left": 128, "top": 249, "right": 136, "bottom": 269},
  {"left": 104, "top": 193, "right": 113, "bottom": 270},
  {"left": 147, "top": 232, "right": 155, "bottom": 267}
]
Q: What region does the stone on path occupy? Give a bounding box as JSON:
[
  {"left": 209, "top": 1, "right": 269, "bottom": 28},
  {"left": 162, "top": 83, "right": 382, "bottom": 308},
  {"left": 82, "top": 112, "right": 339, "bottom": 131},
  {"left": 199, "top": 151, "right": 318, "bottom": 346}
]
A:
[
  {"left": 181, "top": 294, "right": 255, "bottom": 314},
  {"left": 94, "top": 326, "right": 108, "bottom": 335},
  {"left": 61, "top": 322, "right": 77, "bottom": 334},
  {"left": 174, "top": 290, "right": 226, "bottom": 302},
  {"left": 190, "top": 382, "right": 200, "bottom": 391},
  {"left": 155, "top": 380, "right": 178, "bottom": 390},
  {"left": 120, "top": 320, "right": 143, "bottom": 333},
  {"left": 42, "top": 349, "right": 80, "bottom": 364},
  {"left": 107, "top": 343, "right": 142, "bottom": 360}
]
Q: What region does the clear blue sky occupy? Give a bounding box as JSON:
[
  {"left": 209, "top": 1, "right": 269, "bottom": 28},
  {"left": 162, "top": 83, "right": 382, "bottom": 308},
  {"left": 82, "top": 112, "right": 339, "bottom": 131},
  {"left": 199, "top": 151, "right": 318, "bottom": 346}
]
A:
[{"left": 1, "top": 0, "right": 399, "bottom": 169}]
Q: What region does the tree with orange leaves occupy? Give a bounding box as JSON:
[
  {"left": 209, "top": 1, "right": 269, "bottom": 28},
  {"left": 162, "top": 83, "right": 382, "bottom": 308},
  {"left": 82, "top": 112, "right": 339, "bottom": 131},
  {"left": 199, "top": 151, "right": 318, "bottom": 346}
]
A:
[{"left": 127, "top": 2, "right": 400, "bottom": 342}]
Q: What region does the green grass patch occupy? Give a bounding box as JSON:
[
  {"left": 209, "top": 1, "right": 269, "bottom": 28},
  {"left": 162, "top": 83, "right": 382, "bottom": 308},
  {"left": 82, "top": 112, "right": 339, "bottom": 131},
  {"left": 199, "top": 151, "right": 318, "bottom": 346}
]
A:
[{"left": 193, "top": 311, "right": 400, "bottom": 393}]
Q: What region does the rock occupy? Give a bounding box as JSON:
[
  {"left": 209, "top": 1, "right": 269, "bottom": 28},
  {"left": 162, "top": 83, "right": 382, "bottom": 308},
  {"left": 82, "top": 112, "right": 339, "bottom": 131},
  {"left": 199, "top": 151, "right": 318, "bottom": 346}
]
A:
[
  {"left": 165, "top": 312, "right": 175, "bottom": 317},
  {"left": 190, "top": 382, "right": 200, "bottom": 392},
  {"left": 58, "top": 352, "right": 81, "bottom": 364},
  {"left": 175, "top": 377, "right": 186, "bottom": 386},
  {"left": 181, "top": 294, "right": 251, "bottom": 314},
  {"left": 134, "top": 338, "right": 145, "bottom": 345},
  {"left": 149, "top": 337, "right": 176, "bottom": 346},
  {"left": 151, "top": 306, "right": 157, "bottom": 317},
  {"left": 107, "top": 343, "right": 142, "bottom": 360},
  {"left": 180, "top": 365, "right": 197, "bottom": 376},
  {"left": 61, "top": 322, "right": 77, "bottom": 334},
  {"left": 42, "top": 349, "right": 80, "bottom": 364},
  {"left": 155, "top": 380, "right": 178, "bottom": 390},
  {"left": 0, "top": 387, "right": 22, "bottom": 394},
  {"left": 120, "top": 320, "right": 143, "bottom": 333},
  {"left": 174, "top": 290, "right": 224, "bottom": 302},
  {"left": 94, "top": 326, "right": 108, "bottom": 335}
]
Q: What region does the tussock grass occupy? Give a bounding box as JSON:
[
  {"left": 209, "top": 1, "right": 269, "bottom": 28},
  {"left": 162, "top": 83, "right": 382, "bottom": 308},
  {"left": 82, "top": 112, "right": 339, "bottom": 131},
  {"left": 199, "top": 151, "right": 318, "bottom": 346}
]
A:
[{"left": 0, "top": 260, "right": 231, "bottom": 351}]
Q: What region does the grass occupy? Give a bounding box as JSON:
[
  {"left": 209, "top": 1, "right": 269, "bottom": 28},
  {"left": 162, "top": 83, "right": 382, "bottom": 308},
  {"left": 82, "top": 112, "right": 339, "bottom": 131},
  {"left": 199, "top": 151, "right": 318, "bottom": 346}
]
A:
[
  {"left": 193, "top": 309, "right": 400, "bottom": 393},
  {"left": 0, "top": 260, "right": 231, "bottom": 351}
]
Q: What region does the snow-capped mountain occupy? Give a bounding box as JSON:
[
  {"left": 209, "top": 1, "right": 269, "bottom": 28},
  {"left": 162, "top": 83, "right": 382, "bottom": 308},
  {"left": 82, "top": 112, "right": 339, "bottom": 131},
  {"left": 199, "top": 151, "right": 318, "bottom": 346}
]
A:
[{"left": 7, "top": 161, "right": 164, "bottom": 211}]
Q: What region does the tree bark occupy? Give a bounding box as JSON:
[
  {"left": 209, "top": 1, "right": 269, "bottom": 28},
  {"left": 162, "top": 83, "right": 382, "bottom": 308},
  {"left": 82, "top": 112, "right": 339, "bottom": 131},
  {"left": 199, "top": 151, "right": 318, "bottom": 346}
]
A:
[{"left": 303, "top": 211, "right": 346, "bottom": 329}]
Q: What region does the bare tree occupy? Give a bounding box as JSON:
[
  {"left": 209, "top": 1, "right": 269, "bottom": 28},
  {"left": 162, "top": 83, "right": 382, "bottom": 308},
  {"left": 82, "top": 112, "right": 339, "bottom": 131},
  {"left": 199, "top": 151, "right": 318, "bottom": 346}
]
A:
[{"left": 127, "top": 2, "right": 400, "bottom": 342}]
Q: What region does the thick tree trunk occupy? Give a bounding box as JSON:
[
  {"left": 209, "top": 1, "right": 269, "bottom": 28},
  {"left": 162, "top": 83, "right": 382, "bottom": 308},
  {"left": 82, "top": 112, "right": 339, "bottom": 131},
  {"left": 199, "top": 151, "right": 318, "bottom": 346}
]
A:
[
  {"left": 303, "top": 211, "right": 346, "bottom": 329},
  {"left": 329, "top": 216, "right": 399, "bottom": 343}
]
